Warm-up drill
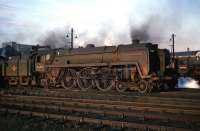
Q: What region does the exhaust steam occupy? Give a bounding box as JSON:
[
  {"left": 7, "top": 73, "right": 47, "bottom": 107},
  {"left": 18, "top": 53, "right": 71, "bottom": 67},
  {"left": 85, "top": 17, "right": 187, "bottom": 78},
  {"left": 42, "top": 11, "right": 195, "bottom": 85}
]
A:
[{"left": 177, "top": 77, "right": 200, "bottom": 89}]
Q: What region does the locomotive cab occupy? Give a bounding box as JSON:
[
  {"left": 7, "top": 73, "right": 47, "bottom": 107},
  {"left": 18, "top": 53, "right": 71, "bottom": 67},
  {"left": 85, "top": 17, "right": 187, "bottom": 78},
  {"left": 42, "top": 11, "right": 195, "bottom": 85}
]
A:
[
  {"left": 35, "top": 54, "right": 46, "bottom": 72},
  {"left": 31, "top": 45, "right": 51, "bottom": 73},
  {"left": 31, "top": 46, "right": 55, "bottom": 87}
]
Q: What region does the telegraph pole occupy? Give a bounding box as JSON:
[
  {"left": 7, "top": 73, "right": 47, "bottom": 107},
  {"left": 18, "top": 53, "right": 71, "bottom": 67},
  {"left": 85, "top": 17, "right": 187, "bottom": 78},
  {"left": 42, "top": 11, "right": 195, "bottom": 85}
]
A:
[
  {"left": 187, "top": 47, "right": 190, "bottom": 73},
  {"left": 66, "top": 28, "right": 77, "bottom": 49},
  {"left": 170, "top": 33, "right": 176, "bottom": 68},
  {"left": 71, "top": 28, "right": 74, "bottom": 49},
  {"left": 172, "top": 33, "right": 175, "bottom": 62}
]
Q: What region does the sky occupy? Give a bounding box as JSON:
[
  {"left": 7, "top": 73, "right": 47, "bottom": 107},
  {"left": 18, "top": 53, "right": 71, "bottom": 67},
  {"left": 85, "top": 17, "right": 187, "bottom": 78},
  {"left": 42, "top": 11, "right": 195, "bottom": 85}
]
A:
[{"left": 0, "top": 0, "right": 200, "bottom": 51}]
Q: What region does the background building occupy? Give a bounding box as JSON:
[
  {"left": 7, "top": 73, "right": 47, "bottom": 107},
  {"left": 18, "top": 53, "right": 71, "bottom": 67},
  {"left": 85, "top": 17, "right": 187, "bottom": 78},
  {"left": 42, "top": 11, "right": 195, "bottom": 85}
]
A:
[
  {"left": 175, "top": 50, "right": 200, "bottom": 80},
  {"left": 2, "top": 41, "right": 34, "bottom": 55},
  {"left": 175, "top": 50, "right": 200, "bottom": 65}
]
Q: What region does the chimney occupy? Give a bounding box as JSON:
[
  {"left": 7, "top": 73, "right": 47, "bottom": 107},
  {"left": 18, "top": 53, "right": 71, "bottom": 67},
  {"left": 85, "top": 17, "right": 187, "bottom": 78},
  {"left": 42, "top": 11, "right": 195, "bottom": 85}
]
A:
[
  {"left": 132, "top": 39, "right": 140, "bottom": 44},
  {"left": 86, "top": 44, "right": 95, "bottom": 48}
]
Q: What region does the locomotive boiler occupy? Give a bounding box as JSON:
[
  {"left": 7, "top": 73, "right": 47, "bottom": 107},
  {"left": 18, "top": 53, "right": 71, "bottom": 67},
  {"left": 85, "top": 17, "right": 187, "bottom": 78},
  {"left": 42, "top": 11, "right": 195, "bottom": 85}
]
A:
[{"left": 2, "top": 40, "right": 177, "bottom": 93}]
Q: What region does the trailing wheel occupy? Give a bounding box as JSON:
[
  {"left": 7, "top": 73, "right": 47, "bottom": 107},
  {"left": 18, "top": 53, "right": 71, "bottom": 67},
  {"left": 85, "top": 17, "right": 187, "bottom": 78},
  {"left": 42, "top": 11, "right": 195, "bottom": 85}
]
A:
[
  {"left": 61, "top": 69, "right": 76, "bottom": 90},
  {"left": 138, "top": 80, "right": 148, "bottom": 94}
]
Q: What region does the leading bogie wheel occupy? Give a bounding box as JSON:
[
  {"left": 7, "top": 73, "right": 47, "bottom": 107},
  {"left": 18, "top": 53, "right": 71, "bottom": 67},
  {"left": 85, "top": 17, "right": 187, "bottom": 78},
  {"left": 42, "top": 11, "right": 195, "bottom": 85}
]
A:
[
  {"left": 115, "top": 81, "right": 127, "bottom": 92},
  {"left": 95, "top": 78, "right": 113, "bottom": 92}
]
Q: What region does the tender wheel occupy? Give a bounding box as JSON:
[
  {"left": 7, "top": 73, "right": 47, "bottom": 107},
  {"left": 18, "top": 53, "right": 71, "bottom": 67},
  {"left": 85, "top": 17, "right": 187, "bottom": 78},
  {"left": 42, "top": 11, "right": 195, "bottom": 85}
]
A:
[
  {"left": 77, "top": 69, "right": 93, "bottom": 91},
  {"left": 61, "top": 69, "right": 76, "bottom": 90},
  {"left": 138, "top": 80, "right": 148, "bottom": 94},
  {"left": 115, "top": 81, "right": 127, "bottom": 92}
]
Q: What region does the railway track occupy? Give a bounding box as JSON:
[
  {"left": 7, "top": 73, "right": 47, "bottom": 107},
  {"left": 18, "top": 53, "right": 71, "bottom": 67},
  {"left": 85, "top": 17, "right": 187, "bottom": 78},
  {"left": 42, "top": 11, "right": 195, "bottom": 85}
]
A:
[
  {"left": 3, "top": 87, "right": 200, "bottom": 100},
  {"left": 0, "top": 90, "right": 200, "bottom": 130}
]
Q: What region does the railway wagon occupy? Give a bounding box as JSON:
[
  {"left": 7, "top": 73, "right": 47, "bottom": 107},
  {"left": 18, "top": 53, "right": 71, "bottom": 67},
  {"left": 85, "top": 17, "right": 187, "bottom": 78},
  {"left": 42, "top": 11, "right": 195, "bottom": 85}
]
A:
[{"left": 3, "top": 41, "right": 176, "bottom": 93}]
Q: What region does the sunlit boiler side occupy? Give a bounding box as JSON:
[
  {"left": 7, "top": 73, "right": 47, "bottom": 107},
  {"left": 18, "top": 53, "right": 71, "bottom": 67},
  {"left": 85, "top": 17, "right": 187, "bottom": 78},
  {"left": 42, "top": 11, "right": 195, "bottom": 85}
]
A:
[
  {"left": 42, "top": 40, "right": 175, "bottom": 93},
  {"left": 51, "top": 45, "right": 150, "bottom": 77}
]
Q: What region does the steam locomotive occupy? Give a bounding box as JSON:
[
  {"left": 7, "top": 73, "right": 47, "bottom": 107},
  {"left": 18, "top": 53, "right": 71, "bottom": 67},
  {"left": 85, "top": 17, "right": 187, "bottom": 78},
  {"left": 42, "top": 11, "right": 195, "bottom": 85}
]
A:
[{"left": 0, "top": 40, "right": 177, "bottom": 93}]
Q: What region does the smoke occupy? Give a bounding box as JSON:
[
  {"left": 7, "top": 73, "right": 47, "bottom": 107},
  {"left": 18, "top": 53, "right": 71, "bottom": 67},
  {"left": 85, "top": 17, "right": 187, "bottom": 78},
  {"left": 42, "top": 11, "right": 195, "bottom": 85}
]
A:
[
  {"left": 129, "top": 14, "right": 181, "bottom": 44},
  {"left": 0, "top": 28, "right": 40, "bottom": 46},
  {"left": 39, "top": 28, "right": 69, "bottom": 48},
  {"left": 36, "top": 0, "right": 198, "bottom": 49},
  {"left": 177, "top": 77, "right": 200, "bottom": 89},
  {"left": 41, "top": 16, "right": 170, "bottom": 48},
  {"left": 129, "top": 0, "right": 187, "bottom": 45},
  {"left": 38, "top": 24, "right": 114, "bottom": 48},
  {"left": 81, "top": 23, "right": 130, "bottom": 47},
  {"left": 130, "top": 22, "right": 150, "bottom": 42},
  {"left": 38, "top": 6, "right": 186, "bottom": 48}
]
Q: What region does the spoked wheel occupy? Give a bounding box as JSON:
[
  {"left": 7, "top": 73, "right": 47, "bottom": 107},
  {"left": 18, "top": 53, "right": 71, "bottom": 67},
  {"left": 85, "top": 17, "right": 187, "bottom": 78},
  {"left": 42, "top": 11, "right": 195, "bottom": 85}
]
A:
[
  {"left": 95, "top": 69, "right": 115, "bottom": 92},
  {"left": 77, "top": 69, "right": 93, "bottom": 91},
  {"left": 61, "top": 69, "right": 76, "bottom": 90},
  {"left": 115, "top": 81, "right": 128, "bottom": 92},
  {"left": 95, "top": 78, "right": 113, "bottom": 92},
  {"left": 138, "top": 80, "right": 148, "bottom": 94}
]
